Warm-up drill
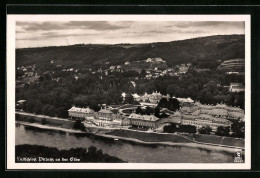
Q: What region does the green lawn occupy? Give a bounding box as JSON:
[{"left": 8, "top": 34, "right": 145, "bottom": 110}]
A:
[
  {"left": 195, "top": 135, "right": 223, "bottom": 144},
  {"left": 119, "top": 104, "right": 139, "bottom": 109},
  {"left": 221, "top": 137, "right": 244, "bottom": 147},
  {"left": 107, "top": 130, "right": 191, "bottom": 143},
  {"left": 122, "top": 109, "right": 134, "bottom": 114},
  {"left": 194, "top": 134, "right": 244, "bottom": 147}
]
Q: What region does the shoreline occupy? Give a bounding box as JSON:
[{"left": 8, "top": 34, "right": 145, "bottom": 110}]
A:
[{"left": 16, "top": 121, "right": 243, "bottom": 153}]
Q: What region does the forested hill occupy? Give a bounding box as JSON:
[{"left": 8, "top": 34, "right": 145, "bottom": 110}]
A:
[{"left": 16, "top": 34, "right": 245, "bottom": 67}]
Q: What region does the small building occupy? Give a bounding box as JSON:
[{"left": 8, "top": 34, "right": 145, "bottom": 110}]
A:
[
  {"left": 110, "top": 66, "right": 115, "bottom": 70},
  {"left": 125, "top": 61, "right": 130, "bottom": 65},
  {"left": 132, "top": 93, "right": 140, "bottom": 100},
  {"left": 146, "top": 58, "right": 153, "bottom": 62},
  {"left": 154, "top": 58, "right": 164, "bottom": 62},
  {"left": 17, "top": 100, "right": 26, "bottom": 104},
  {"left": 176, "top": 97, "right": 194, "bottom": 104},
  {"left": 229, "top": 83, "right": 245, "bottom": 92}
]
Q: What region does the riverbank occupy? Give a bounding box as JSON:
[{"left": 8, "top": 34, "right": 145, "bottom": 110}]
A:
[
  {"left": 16, "top": 121, "right": 243, "bottom": 154},
  {"left": 16, "top": 121, "right": 85, "bottom": 133}
]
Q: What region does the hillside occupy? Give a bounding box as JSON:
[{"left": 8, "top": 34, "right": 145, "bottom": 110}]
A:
[{"left": 16, "top": 34, "right": 245, "bottom": 67}]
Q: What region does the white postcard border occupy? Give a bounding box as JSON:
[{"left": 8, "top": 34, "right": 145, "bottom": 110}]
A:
[{"left": 7, "top": 15, "right": 251, "bottom": 170}]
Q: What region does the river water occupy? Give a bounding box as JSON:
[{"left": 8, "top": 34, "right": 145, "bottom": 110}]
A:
[{"left": 15, "top": 124, "right": 234, "bottom": 163}]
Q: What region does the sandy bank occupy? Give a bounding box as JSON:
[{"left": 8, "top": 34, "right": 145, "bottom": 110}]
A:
[{"left": 16, "top": 121, "right": 85, "bottom": 133}]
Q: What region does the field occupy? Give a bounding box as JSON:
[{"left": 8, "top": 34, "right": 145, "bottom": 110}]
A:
[
  {"left": 179, "top": 133, "right": 244, "bottom": 148},
  {"left": 16, "top": 35, "right": 245, "bottom": 67},
  {"left": 119, "top": 104, "right": 139, "bottom": 109},
  {"left": 221, "top": 137, "right": 244, "bottom": 147},
  {"left": 195, "top": 134, "right": 223, "bottom": 144},
  {"left": 107, "top": 130, "right": 192, "bottom": 143}
]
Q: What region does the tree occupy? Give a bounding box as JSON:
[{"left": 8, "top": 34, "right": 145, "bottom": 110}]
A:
[
  {"left": 135, "top": 106, "right": 143, "bottom": 115},
  {"left": 158, "top": 98, "right": 168, "bottom": 108},
  {"left": 144, "top": 106, "right": 153, "bottom": 115},
  {"left": 42, "top": 104, "right": 52, "bottom": 115},
  {"left": 39, "top": 75, "right": 44, "bottom": 81},
  {"left": 47, "top": 105, "right": 56, "bottom": 117},
  {"left": 89, "top": 104, "right": 101, "bottom": 112},
  {"left": 157, "top": 97, "right": 180, "bottom": 112},
  {"left": 178, "top": 125, "right": 197, "bottom": 134},
  {"left": 168, "top": 98, "right": 180, "bottom": 111},
  {"left": 74, "top": 95, "right": 88, "bottom": 107},
  {"left": 125, "top": 93, "right": 134, "bottom": 104},
  {"left": 198, "top": 125, "right": 212, "bottom": 134},
  {"left": 73, "top": 120, "right": 86, "bottom": 131},
  {"left": 163, "top": 123, "right": 177, "bottom": 133},
  {"left": 154, "top": 106, "right": 160, "bottom": 117},
  {"left": 55, "top": 107, "right": 68, "bottom": 118},
  {"left": 231, "top": 120, "right": 245, "bottom": 138},
  {"left": 160, "top": 112, "right": 169, "bottom": 118},
  {"left": 32, "top": 100, "right": 43, "bottom": 114},
  {"left": 41, "top": 118, "right": 48, "bottom": 125},
  {"left": 29, "top": 117, "right": 35, "bottom": 123},
  {"left": 216, "top": 126, "right": 230, "bottom": 136}
]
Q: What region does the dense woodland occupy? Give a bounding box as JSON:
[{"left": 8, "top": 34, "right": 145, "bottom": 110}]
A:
[
  {"left": 16, "top": 67, "right": 245, "bottom": 118},
  {"left": 16, "top": 35, "right": 245, "bottom": 119},
  {"left": 16, "top": 35, "right": 245, "bottom": 67}
]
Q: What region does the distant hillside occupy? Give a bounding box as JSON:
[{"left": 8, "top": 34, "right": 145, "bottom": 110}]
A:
[{"left": 16, "top": 35, "right": 245, "bottom": 67}]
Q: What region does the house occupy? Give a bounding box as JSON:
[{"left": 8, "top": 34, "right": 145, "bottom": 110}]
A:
[
  {"left": 132, "top": 93, "right": 140, "bottom": 100},
  {"left": 17, "top": 100, "right": 26, "bottom": 104},
  {"left": 154, "top": 58, "right": 164, "bottom": 62},
  {"left": 121, "top": 92, "right": 126, "bottom": 101},
  {"left": 176, "top": 97, "right": 194, "bottom": 104},
  {"left": 130, "top": 81, "right": 136, "bottom": 87},
  {"left": 149, "top": 91, "right": 162, "bottom": 104},
  {"left": 110, "top": 66, "right": 115, "bottom": 70},
  {"left": 145, "top": 74, "right": 152, "bottom": 79},
  {"left": 146, "top": 58, "right": 153, "bottom": 62},
  {"left": 229, "top": 83, "right": 245, "bottom": 92},
  {"left": 146, "top": 57, "right": 165, "bottom": 63},
  {"left": 125, "top": 61, "right": 130, "bottom": 65}
]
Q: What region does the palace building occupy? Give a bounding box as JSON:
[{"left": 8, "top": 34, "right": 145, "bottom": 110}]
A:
[
  {"left": 68, "top": 100, "right": 244, "bottom": 131},
  {"left": 177, "top": 102, "right": 244, "bottom": 131},
  {"left": 127, "top": 113, "right": 160, "bottom": 129},
  {"left": 68, "top": 106, "right": 94, "bottom": 119}
]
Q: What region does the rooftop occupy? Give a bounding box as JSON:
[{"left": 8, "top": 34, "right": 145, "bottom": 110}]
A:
[
  {"left": 128, "top": 113, "right": 159, "bottom": 121},
  {"left": 68, "top": 106, "right": 93, "bottom": 113},
  {"left": 99, "top": 108, "right": 113, "bottom": 114}
]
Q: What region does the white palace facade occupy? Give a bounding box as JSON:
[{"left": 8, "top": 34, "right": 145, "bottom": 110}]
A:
[{"left": 68, "top": 101, "right": 244, "bottom": 131}]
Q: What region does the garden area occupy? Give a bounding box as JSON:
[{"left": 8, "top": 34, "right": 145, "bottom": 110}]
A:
[{"left": 106, "top": 130, "right": 192, "bottom": 143}]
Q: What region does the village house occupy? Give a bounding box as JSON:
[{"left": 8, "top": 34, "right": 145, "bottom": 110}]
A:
[
  {"left": 125, "top": 61, "right": 130, "bottom": 65},
  {"left": 229, "top": 83, "right": 245, "bottom": 92},
  {"left": 146, "top": 57, "right": 165, "bottom": 63},
  {"left": 109, "top": 66, "right": 116, "bottom": 70}
]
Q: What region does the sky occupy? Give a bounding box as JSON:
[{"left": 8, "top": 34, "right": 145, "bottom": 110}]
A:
[{"left": 16, "top": 21, "right": 245, "bottom": 48}]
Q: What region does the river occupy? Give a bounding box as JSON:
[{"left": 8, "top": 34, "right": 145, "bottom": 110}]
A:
[{"left": 15, "top": 123, "right": 235, "bottom": 163}]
